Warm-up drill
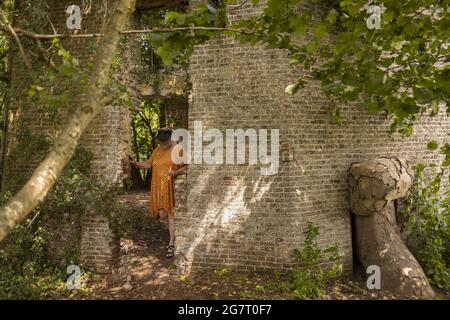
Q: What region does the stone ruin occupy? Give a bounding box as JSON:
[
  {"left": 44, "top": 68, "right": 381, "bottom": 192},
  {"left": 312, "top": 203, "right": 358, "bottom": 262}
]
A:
[{"left": 2, "top": 0, "right": 448, "bottom": 296}]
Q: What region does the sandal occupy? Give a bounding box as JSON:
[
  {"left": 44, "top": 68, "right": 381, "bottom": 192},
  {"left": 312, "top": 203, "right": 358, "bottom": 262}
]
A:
[{"left": 166, "top": 245, "right": 175, "bottom": 258}]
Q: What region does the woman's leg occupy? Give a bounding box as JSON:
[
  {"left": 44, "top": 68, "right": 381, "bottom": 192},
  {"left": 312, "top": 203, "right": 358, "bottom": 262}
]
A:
[
  {"left": 158, "top": 209, "right": 175, "bottom": 247},
  {"left": 167, "top": 214, "right": 175, "bottom": 247},
  {"left": 158, "top": 209, "right": 169, "bottom": 229}
]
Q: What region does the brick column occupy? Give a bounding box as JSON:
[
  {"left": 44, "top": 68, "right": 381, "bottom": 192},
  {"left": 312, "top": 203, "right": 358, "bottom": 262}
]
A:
[
  {"left": 173, "top": 174, "right": 188, "bottom": 273},
  {"left": 80, "top": 212, "right": 120, "bottom": 274}
]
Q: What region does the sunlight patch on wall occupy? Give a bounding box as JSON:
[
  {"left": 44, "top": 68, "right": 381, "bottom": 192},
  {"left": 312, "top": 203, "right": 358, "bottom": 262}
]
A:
[{"left": 179, "top": 171, "right": 273, "bottom": 275}]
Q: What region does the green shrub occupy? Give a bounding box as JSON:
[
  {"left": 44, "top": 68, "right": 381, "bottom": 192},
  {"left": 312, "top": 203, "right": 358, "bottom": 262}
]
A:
[
  {"left": 288, "top": 223, "right": 343, "bottom": 299},
  {"left": 0, "top": 217, "right": 64, "bottom": 299},
  {"left": 401, "top": 164, "right": 450, "bottom": 290},
  {"left": 0, "top": 147, "right": 131, "bottom": 299}
]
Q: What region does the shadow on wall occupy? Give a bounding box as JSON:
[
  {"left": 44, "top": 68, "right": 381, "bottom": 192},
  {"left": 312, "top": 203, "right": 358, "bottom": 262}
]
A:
[
  {"left": 173, "top": 162, "right": 347, "bottom": 275},
  {"left": 175, "top": 166, "right": 271, "bottom": 275}
]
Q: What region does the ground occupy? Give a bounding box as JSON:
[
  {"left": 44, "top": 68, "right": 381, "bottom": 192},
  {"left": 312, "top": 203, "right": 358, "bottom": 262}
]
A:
[{"left": 72, "top": 192, "right": 446, "bottom": 300}]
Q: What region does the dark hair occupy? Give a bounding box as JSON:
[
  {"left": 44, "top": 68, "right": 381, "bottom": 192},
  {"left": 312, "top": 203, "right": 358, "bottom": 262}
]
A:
[{"left": 157, "top": 127, "right": 173, "bottom": 142}]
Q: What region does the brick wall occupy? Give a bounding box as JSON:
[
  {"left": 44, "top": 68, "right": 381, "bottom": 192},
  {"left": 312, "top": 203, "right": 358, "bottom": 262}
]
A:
[
  {"left": 80, "top": 212, "right": 120, "bottom": 274},
  {"left": 174, "top": 0, "right": 449, "bottom": 273}
]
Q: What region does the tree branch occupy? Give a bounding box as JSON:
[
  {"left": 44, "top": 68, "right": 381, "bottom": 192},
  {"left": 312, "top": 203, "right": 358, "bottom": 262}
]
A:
[
  {"left": 0, "top": 10, "right": 37, "bottom": 82},
  {"left": 0, "top": 25, "right": 251, "bottom": 40}
]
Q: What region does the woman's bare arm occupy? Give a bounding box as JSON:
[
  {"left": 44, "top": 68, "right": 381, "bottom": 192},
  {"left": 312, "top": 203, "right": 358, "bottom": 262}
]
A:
[
  {"left": 129, "top": 158, "right": 151, "bottom": 169},
  {"left": 168, "top": 164, "right": 187, "bottom": 177}
]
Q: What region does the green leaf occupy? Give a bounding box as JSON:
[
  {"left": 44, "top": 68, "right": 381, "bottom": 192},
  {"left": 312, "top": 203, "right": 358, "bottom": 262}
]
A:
[
  {"left": 165, "top": 11, "right": 180, "bottom": 22},
  {"left": 383, "top": 10, "right": 395, "bottom": 24},
  {"left": 289, "top": 16, "right": 307, "bottom": 36},
  {"left": 176, "top": 14, "right": 186, "bottom": 25},
  {"left": 367, "top": 101, "right": 381, "bottom": 113},
  {"left": 326, "top": 9, "right": 339, "bottom": 25},
  {"left": 314, "top": 24, "right": 328, "bottom": 39},
  {"left": 156, "top": 46, "right": 172, "bottom": 65},
  {"left": 285, "top": 83, "right": 299, "bottom": 95},
  {"left": 330, "top": 107, "right": 343, "bottom": 125},
  {"left": 430, "top": 99, "right": 439, "bottom": 116},
  {"left": 427, "top": 141, "right": 438, "bottom": 151},
  {"left": 306, "top": 42, "right": 317, "bottom": 54}
]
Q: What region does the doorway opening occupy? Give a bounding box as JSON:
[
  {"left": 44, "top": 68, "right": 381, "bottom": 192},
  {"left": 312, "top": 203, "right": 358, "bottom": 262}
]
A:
[
  {"left": 128, "top": 4, "right": 190, "bottom": 191},
  {"left": 129, "top": 95, "right": 188, "bottom": 191}
]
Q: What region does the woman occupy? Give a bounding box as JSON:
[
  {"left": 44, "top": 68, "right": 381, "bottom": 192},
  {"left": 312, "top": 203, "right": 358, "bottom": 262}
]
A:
[{"left": 130, "top": 127, "right": 186, "bottom": 258}]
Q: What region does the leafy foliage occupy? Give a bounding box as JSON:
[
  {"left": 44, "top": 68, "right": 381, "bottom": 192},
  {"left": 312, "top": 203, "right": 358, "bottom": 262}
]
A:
[
  {"left": 0, "top": 213, "right": 65, "bottom": 299},
  {"left": 288, "top": 223, "right": 343, "bottom": 299},
  {"left": 150, "top": 0, "right": 449, "bottom": 136},
  {"left": 401, "top": 160, "right": 450, "bottom": 290},
  {"left": 131, "top": 99, "right": 160, "bottom": 179},
  {"left": 147, "top": 3, "right": 449, "bottom": 293},
  {"left": 241, "top": 0, "right": 449, "bottom": 135},
  {"left": 143, "top": 1, "right": 227, "bottom": 67},
  {"left": 0, "top": 145, "right": 132, "bottom": 299},
  {"left": 26, "top": 38, "right": 89, "bottom": 124}
]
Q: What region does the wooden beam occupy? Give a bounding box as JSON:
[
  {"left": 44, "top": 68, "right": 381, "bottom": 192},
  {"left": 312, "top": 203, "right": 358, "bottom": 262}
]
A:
[{"left": 136, "top": 0, "right": 187, "bottom": 10}]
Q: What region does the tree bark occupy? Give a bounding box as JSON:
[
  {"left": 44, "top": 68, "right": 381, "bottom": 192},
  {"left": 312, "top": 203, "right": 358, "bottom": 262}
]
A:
[
  {"left": 0, "top": 0, "right": 136, "bottom": 242},
  {"left": 130, "top": 119, "right": 146, "bottom": 190},
  {"left": 349, "top": 157, "right": 435, "bottom": 298}
]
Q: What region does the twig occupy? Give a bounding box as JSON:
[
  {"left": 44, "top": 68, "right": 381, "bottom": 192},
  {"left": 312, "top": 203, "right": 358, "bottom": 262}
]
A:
[
  {"left": 32, "top": 38, "right": 61, "bottom": 74},
  {"left": 0, "top": 25, "right": 252, "bottom": 40},
  {"left": 45, "top": 13, "right": 58, "bottom": 35},
  {"left": 26, "top": 210, "right": 41, "bottom": 230},
  {"left": 0, "top": 11, "right": 37, "bottom": 82}
]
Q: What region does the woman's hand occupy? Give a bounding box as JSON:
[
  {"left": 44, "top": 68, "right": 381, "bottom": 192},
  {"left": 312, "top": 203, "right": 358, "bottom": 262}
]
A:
[
  {"left": 167, "top": 169, "right": 178, "bottom": 177},
  {"left": 130, "top": 158, "right": 150, "bottom": 169},
  {"left": 168, "top": 165, "right": 187, "bottom": 177},
  {"left": 129, "top": 158, "right": 140, "bottom": 168}
]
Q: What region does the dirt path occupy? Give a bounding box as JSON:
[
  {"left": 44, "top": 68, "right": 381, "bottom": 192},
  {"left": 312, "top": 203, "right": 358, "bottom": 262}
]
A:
[
  {"left": 88, "top": 192, "right": 296, "bottom": 300},
  {"left": 84, "top": 192, "right": 436, "bottom": 300},
  {"left": 89, "top": 192, "right": 205, "bottom": 299}
]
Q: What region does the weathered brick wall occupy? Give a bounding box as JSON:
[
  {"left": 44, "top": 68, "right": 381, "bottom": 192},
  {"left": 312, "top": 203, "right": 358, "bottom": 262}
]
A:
[
  {"left": 80, "top": 212, "right": 120, "bottom": 274},
  {"left": 175, "top": 1, "right": 449, "bottom": 273}
]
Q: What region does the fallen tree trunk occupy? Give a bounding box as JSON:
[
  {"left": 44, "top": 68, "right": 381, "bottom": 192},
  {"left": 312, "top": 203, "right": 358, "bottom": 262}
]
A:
[
  {"left": 349, "top": 157, "right": 434, "bottom": 298},
  {"left": 0, "top": 0, "right": 136, "bottom": 242}
]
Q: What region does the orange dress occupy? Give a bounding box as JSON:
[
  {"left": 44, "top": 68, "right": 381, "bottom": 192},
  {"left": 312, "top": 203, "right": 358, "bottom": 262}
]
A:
[{"left": 146, "top": 145, "right": 183, "bottom": 219}]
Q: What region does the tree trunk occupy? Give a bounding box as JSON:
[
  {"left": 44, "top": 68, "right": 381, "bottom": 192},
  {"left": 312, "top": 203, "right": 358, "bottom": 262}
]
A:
[
  {"left": 354, "top": 202, "right": 434, "bottom": 297},
  {"left": 349, "top": 157, "right": 434, "bottom": 298},
  {"left": 0, "top": 0, "right": 136, "bottom": 242},
  {"left": 0, "top": 19, "right": 14, "bottom": 191},
  {"left": 130, "top": 118, "right": 146, "bottom": 189}
]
